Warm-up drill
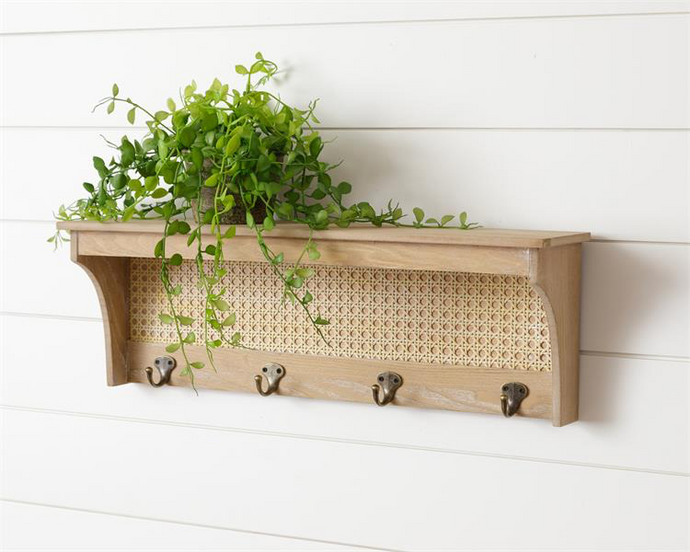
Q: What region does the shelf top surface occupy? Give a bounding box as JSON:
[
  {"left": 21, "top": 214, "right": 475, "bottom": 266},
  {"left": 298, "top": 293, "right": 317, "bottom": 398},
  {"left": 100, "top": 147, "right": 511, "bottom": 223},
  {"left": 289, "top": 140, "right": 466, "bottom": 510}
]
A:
[{"left": 57, "top": 220, "right": 590, "bottom": 249}]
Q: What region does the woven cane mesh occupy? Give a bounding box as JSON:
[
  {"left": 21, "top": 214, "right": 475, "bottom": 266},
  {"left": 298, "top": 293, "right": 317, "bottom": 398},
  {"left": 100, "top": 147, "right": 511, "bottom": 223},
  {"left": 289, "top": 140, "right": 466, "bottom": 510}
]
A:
[{"left": 129, "top": 259, "right": 552, "bottom": 371}]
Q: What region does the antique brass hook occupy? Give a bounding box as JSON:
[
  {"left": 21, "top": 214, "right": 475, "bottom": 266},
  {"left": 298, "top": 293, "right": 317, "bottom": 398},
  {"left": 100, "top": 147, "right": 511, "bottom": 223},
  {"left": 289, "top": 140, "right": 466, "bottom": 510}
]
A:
[
  {"left": 371, "top": 372, "right": 403, "bottom": 406},
  {"left": 500, "top": 382, "right": 528, "bottom": 417},
  {"left": 254, "top": 363, "right": 286, "bottom": 396},
  {"left": 145, "top": 356, "right": 177, "bottom": 387}
]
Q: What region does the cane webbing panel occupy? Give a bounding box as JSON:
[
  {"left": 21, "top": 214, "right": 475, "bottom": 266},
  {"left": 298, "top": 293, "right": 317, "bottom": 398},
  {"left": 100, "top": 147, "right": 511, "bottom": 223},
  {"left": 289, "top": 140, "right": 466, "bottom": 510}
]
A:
[{"left": 129, "top": 259, "right": 552, "bottom": 371}]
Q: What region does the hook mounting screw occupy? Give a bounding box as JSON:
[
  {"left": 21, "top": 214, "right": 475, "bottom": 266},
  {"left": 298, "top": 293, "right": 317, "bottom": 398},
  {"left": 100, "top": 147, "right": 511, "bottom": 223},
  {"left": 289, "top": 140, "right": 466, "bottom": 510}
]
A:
[
  {"left": 145, "top": 356, "right": 177, "bottom": 387},
  {"left": 371, "top": 372, "right": 403, "bottom": 406},
  {"left": 254, "top": 363, "right": 286, "bottom": 396},
  {"left": 500, "top": 382, "right": 528, "bottom": 417}
]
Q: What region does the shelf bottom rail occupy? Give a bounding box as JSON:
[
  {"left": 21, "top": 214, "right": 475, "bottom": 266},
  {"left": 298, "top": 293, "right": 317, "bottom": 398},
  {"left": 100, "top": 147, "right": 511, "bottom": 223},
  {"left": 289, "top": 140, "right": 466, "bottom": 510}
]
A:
[{"left": 126, "top": 341, "right": 553, "bottom": 420}]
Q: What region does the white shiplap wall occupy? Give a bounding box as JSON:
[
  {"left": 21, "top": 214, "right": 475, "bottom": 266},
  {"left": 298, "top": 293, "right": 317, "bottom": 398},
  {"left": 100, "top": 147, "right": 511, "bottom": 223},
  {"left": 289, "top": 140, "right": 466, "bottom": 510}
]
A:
[{"left": 1, "top": 2, "right": 689, "bottom": 550}]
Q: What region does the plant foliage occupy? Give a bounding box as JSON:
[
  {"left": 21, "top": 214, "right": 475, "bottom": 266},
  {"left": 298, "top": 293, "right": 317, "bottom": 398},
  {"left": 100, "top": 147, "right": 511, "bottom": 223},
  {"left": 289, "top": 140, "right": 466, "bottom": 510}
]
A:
[{"left": 52, "top": 53, "right": 478, "bottom": 386}]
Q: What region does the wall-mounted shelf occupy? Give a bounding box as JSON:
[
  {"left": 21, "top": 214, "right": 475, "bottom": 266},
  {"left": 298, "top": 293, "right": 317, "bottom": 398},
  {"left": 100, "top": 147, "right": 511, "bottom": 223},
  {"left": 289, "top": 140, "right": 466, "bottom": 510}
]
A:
[{"left": 57, "top": 221, "right": 589, "bottom": 426}]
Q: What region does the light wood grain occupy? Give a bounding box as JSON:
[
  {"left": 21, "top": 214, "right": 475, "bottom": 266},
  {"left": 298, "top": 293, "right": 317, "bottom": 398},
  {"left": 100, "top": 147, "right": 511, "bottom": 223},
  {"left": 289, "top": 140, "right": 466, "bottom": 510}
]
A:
[
  {"left": 72, "top": 229, "right": 532, "bottom": 275},
  {"left": 127, "top": 341, "right": 553, "bottom": 420},
  {"left": 59, "top": 222, "right": 587, "bottom": 422},
  {"left": 57, "top": 220, "right": 590, "bottom": 248},
  {"left": 530, "top": 244, "right": 583, "bottom": 426},
  {"left": 69, "top": 233, "right": 129, "bottom": 386}
]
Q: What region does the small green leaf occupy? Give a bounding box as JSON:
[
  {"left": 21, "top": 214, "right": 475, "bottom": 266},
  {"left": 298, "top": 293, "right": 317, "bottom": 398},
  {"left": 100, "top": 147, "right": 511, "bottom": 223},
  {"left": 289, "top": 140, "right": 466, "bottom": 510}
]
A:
[
  {"left": 273, "top": 252, "right": 284, "bottom": 264},
  {"left": 303, "top": 291, "right": 313, "bottom": 304},
  {"left": 440, "top": 214, "right": 454, "bottom": 226},
  {"left": 191, "top": 361, "right": 205, "bottom": 369},
  {"left": 82, "top": 182, "right": 95, "bottom": 193},
  {"left": 154, "top": 110, "right": 169, "bottom": 122},
  {"left": 122, "top": 205, "right": 136, "bottom": 222},
  {"left": 144, "top": 176, "right": 158, "bottom": 191},
  {"left": 159, "top": 313, "right": 174, "bottom": 324},
  {"left": 213, "top": 299, "right": 230, "bottom": 311},
  {"left": 307, "top": 245, "right": 320, "bottom": 260},
  {"left": 459, "top": 212, "right": 468, "bottom": 225},
  {"left": 128, "top": 178, "right": 142, "bottom": 193},
  {"left": 314, "top": 316, "right": 330, "bottom": 325},
  {"left": 165, "top": 342, "right": 180, "bottom": 353},
  {"left": 222, "top": 313, "right": 236, "bottom": 327},
  {"left": 263, "top": 216, "right": 274, "bottom": 231},
  {"left": 223, "top": 226, "right": 236, "bottom": 239},
  {"left": 107, "top": 101, "right": 115, "bottom": 114},
  {"left": 177, "top": 315, "right": 194, "bottom": 326},
  {"left": 205, "top": 244, "right": 217, "bottom": 256},
  {"left": 413, "top": 207, "right": 424, "bottom": 223},
  {"left": 92, "top": 156, "right": 107, "bottom": 178},
  {"left": 127, "top": 107, "right": 136, "bottom": 125},
  {"left": 235, "top": 65, "right": 248, "bottom": 75},
  {"left": 426, "top": 217, "right": 439, "bottom": 225},
  {"left": 167, "top": 98, "right": 176, "bottom": 112},
  {"left": 177, "top": 125, "right": 196, "bottom": 148},
  {"left": 245, "top": 212, "right": 254, "bottom": 228},
  {"left": 224, "top": 133, "right": 241, "bottom": 156},
  {"left": 183, "top": 332, "right": 196, "bottom": 343},
  {"left": 295, "top": 267, "right": 314, "bottom": 279},
  {"left": 151, "top": 187, "right": 168, "bottom": 199},
  {"left": 204, "top": 173, "right": 218, "bottom": 188},
  {"left": 169, "top": 253, "right": 183, "bottom": 266},
  {"left": 112, "top": 83, "right": 119, "bottom": 96},
  {"left": 337, "top": 181, "right": 352, "bottom": 195},
  {"left": 315, "top": 210, "right": 328, "bottom": 223}
]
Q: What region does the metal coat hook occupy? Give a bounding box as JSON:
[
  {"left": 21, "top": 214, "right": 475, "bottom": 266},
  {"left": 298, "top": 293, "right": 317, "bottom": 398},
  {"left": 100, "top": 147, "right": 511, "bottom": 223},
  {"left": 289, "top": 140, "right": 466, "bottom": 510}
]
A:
[
  {"left": 145, "top": 356, "right": 177, "bottom": 387},
  {"left": 254, "top": 363, "right": 286, "bottom": 396},
  {"left": 500, "top": 382, "right": 528, "bottom": 417},
  {"left": 371, "top": 371, "right": 403, "bottom": 406}
]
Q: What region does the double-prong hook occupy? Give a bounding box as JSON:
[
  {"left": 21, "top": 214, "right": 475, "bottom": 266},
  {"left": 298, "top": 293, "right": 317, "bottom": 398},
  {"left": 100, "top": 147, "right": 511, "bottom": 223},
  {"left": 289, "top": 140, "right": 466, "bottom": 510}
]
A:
[
  {"left": 254, "top": 363, "right": 286, "bottom": 396},
  {"left": 371, "top": 372, "right": 403, "bottom": 406},
  {"left": 145, "top": 356, "right": 177, "bottom": 387},
  {"left": 500, "top": 382, "right": 528, "bottom": 417}
]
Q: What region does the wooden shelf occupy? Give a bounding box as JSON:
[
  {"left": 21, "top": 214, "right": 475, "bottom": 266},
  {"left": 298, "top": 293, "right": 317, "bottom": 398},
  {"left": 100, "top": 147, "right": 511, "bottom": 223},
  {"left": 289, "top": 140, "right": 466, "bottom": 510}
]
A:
[{"left": 58, "top": 221, "right": 589, "bottom": 426}]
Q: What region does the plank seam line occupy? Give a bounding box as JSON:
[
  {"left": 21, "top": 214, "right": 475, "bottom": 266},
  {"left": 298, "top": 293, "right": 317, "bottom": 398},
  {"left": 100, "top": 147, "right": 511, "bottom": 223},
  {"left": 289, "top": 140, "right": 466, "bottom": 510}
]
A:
[
  {"left": 2, "top": 404, "right": 688, "bottom": 478},
  {"left": 1, "top": 10, "right": 689, "bottom": 37},
  {"left": 0, "top": 498, "right": 401, "bottom": 552},
  {"left": 1, "top": 311, "right": 689, "bottom": 364},
  {"left": 580, "top": 350, "right": 690, "bottom": 364},
  {"left": 2, "top": 125, "right": 689, "bottom": 132}
]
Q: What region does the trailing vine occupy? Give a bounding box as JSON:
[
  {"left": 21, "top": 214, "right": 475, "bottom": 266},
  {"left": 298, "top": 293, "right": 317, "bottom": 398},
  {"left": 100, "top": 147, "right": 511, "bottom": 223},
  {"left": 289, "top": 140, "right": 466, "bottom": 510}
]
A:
[{"left": 52, "top": 53, "right": 478, "bottom": 387}]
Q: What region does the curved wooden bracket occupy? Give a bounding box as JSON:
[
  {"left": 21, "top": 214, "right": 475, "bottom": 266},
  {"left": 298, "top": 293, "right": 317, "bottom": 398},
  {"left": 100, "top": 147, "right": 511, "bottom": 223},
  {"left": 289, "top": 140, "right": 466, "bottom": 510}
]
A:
[
  {"left": 529, "top": 244, "right": 582, "bottom": 426},
  {"left": 70, "top": 232, "right": 130, "bottom": 386}
]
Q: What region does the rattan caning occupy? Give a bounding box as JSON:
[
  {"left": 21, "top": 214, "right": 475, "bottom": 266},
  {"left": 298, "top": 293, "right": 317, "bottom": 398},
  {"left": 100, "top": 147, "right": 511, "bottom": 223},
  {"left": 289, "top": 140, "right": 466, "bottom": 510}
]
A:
[{"left": 129, "top": 258, "right": 552, "bottom": 371}]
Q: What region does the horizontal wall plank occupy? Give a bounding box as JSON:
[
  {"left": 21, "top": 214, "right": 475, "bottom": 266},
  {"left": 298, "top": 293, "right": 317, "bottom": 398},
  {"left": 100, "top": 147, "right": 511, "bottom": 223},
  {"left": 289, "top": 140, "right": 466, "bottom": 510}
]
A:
[
  {"left": 1, "top": 408, "right": 687, "bottom": 550},
  {"left": 0, "top": 222, "right": 102, "bottom": 318},
  {"left": 3, "top": 221, "right": 687, "bottom": 358},
  {"left": 2, "top": 128, "right": 688, "bottom": 242},
  {"left": 1, "top": 15, "right": 688, "bottom": 128},
  {"left": 0, "top": 500, "right": 363, "bottom": 551},
  {"left": 581, "top": 241, "right": 690, "bottom": 358},
  {"left": 2, "top": 315, "right": 687, "bottom": 474},
  {"left": 3, "top": 1, "right": 688, "bottom": 34}
]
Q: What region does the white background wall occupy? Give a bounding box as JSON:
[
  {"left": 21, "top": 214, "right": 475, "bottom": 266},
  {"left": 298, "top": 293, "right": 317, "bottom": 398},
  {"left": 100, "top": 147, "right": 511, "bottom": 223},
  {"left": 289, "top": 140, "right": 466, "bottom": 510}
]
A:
[{"left": 1, "top": 1, "right": 689, "bottom": 550}]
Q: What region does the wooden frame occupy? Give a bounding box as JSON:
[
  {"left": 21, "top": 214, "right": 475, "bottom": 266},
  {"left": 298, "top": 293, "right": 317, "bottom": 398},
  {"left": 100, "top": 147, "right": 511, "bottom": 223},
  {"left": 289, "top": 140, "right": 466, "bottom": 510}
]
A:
[{"left": 58, "top": 221, "right": 589, "bottom": 426}]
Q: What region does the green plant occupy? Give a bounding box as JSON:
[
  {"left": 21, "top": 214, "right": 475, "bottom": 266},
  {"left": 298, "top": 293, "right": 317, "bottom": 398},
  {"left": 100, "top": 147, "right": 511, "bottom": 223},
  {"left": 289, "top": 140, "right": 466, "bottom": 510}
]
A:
[{"left": 52, "top": 52, "right": 477, "bottom": 386}]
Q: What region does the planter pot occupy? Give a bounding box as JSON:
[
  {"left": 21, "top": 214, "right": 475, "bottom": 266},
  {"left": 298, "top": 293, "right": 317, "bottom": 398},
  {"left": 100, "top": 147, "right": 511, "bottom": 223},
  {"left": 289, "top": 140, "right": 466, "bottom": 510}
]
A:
[
  {"left": 192, "top": 187, "right": 267, "bottom": 225},
  {"left": 191, "top": 157, "right": 275, "bottom": 225}
]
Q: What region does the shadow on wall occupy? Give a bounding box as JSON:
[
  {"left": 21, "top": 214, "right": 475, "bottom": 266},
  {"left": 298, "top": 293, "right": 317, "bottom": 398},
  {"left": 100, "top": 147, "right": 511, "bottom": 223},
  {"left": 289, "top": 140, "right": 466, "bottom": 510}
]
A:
[{"left": 578, "top": 241, "right": 678, "bottom": 425}]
